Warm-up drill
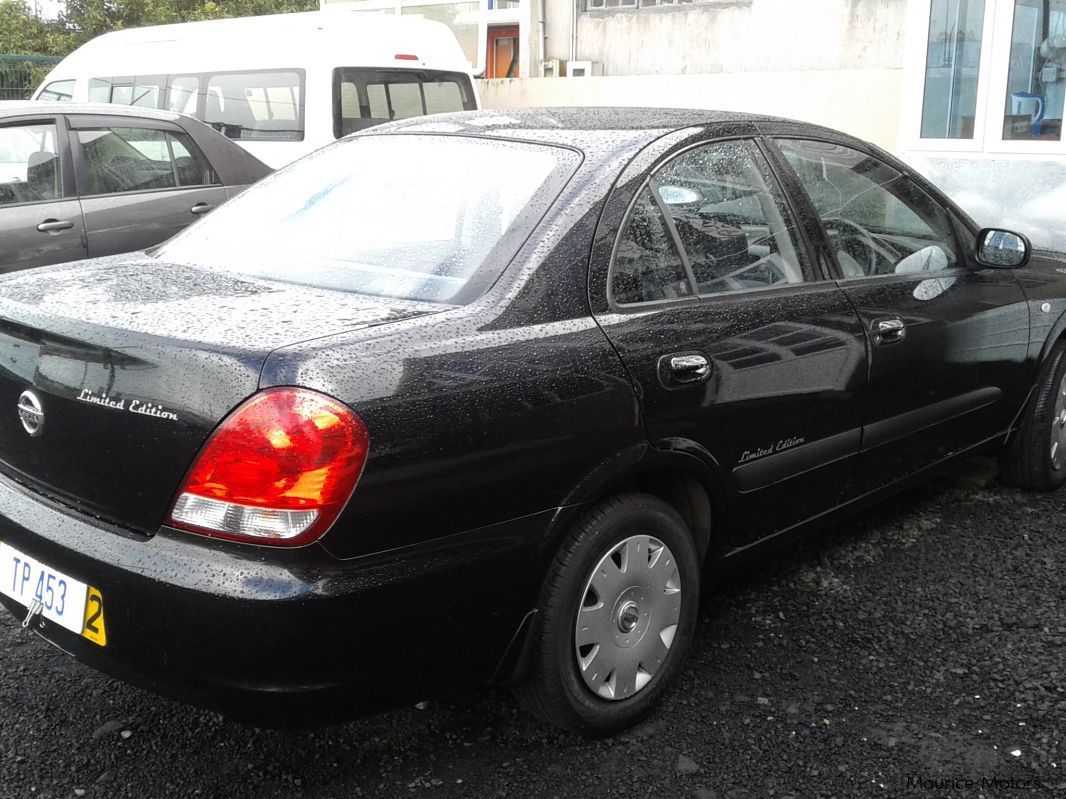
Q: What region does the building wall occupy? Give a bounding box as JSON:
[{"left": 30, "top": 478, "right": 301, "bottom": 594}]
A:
[
  {"left": 544, "top": 0, "right": 907, "bottom": 75},
  {"left": 478, "top": 67, "right": 904, "bottom": 151}
]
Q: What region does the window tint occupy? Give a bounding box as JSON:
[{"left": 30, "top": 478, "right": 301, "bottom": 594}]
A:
[
  {"left": 777, "top": 139, "right": 959, "bottom": 278},
  {"left": 0, "top": 123, "right": 62, "bottom": 206},
  {"left": 333, "top": 68, "right": 477, "bottom": 138},
  {"left": 77, "top": 127, "right": 216, "bottom": 194},
  {"left": 611, "top": 139, "right": 810, "bottom": 305},
  {"left": 38, "top": 80, "right": 74, "bottom": 102},
  {"left": 203, "top": 71, "right": 303, "bottom": 141}
]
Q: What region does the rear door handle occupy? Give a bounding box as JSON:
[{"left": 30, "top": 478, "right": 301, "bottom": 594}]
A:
[
  {"left": 873, "top": 317, "right": 906, "bottom": 345},
  {"left": 659, "top": 353, "right": 711, "bottom": 387},
  {"left": 37, "top": 219, "right": 74, "bottom": 233},
  {"left": 190, "top": 203, "right": 213, "bottom": 215}
]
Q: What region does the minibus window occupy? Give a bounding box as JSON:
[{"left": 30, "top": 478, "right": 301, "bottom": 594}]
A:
[
  {"left": 88, "top": 79, "right": 110, "bottom": 103},
  {"left": 38, "top": 81, "right": 74, "bottom": 102},
  {"left": 332, "top": 68, "right": 477, "bottom": 138},
  {"left": 167, "top": 76, "right": 199, "bottom": 115},
  {"left": 203, "top": 70, "right": 304, "bottom": 142}
]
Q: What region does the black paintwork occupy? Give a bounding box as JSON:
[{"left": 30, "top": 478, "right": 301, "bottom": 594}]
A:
[{"left": 0, "top": 107, "right": 1064, "bottom": 724}]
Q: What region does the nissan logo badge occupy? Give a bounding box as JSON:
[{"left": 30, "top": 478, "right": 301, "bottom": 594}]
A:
[{"left": 17, "top": 390, "right": 44, "bottom": 437}]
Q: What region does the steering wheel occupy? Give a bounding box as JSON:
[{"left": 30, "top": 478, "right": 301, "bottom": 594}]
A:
[{"left": 822, "top": 217, "right": 883, "bottom": 276}]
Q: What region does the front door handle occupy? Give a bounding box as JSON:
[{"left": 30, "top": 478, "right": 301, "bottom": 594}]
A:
[
  {"left": 873, "top": 317, "right": 906, "bottom": 345},
  {"left": 190, "top": 203, "right": 213, "bottom": 215},
  {"left": 662, "top": 353, "right": 711, "bottom": 386},
  {"left": 37, "top": 219, "right": 74, "bottom": 233}
]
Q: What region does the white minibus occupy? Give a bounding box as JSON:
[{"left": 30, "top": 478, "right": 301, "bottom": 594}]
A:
[{"left": 34, "top": 11, "right": 480, "bottom": 168}]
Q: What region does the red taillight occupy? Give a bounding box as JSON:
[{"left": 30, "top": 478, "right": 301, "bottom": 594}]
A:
[
  {"left": 394, "top": 53, "right": 419, "bottom": 61},
  {"left": 166, "top": 387, "right": 369, "bottom": 546}
]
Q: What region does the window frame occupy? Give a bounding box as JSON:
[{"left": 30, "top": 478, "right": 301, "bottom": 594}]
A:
[
  {"left": 606, "top": 136, "right": 821, "bottom": 311},
  {"left": 768, "top": 135, "right": 972, "bottom": 283},
  {"left": 66, "top": 115, "right": 220, "bottom": 199}
]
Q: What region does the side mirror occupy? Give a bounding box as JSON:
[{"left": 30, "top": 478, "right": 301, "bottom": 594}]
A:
[{"left": 976, "top": 228, "right": 1031, "bottom": 268}]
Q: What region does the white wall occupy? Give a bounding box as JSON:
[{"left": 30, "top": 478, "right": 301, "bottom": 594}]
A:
[
  {"left": 545, "top": 0, "right": 907, "bottom": 75},
  {"left": 477, "top": 68, "right": 904, "bottom": 151}
]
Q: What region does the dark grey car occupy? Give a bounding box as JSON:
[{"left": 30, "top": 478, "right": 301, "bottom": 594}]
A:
[{"left": 0, "top": 102, "right": 271, "bottom": 271}]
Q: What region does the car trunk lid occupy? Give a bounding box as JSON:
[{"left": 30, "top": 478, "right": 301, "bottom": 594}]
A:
[{"left": 0, "top": 255, "right": 444, "bottom": 532}]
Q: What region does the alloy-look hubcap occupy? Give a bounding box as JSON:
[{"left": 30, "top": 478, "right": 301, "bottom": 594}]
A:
[
  {"left": 574, "top": 535, "right": 682, "bottom": 701},
  {"left": 1052, "top": 375, "right": 1066, "bottom": 472}
]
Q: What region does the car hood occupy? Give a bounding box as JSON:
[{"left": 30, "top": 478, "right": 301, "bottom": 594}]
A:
[{"left": 0, "top": 254, "right": 445, "bottom": 532}]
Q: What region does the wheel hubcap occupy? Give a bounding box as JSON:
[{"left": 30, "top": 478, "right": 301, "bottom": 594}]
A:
[
  {"left": 574, "top": 535, "right": 682, "bottom": 702},
  {"left": 1052, "top": 376, "right": 1066, "bottom": 472}
]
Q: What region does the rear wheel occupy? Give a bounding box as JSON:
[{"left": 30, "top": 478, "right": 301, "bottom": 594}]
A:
[
  {"left": 1000, "top": 340, "right": 1066, "bottom": 491},
  {"left": 514, "top": 493, "right": 700, "bottom": 736}
]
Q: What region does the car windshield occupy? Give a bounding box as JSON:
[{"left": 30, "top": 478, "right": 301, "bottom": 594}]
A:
[{"left": 154, "top": 134, "right": 578, "bottom": 303}]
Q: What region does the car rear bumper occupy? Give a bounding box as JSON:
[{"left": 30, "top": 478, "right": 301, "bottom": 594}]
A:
[{"left": 0, "top": 471, "right": 557, "bottom": 725}]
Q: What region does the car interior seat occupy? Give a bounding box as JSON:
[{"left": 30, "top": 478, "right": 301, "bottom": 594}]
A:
[{"left": 26, "top": 151, "right": 60, "bottom": 201}]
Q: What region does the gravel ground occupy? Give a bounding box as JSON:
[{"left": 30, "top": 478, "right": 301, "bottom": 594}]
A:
[{"left": 1, "top": 459, "right": 1063, "bottom": 799}]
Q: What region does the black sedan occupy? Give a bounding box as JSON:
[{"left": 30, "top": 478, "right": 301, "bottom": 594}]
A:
[
  {"left": 0, "top": 102, "right": 271, "bottom": 272},
  {"left": 0, "top": 109, "right": 1063, "bottom": 737}
]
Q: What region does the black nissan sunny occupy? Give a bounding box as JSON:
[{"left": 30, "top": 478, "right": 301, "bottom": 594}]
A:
[{"left": 2, "top": 108, "right": 1065, "bottom": 737}]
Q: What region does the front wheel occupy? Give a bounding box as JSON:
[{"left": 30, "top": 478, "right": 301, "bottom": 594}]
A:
[
  {"left": 1000, "top": 340, "right": 1066, "bottom": 491},
  {"left": 513, "top": 493, "right": 700, "bottom": 736}
]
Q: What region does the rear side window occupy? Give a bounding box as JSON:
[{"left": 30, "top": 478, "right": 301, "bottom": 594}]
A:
[
  {"left": 76, "top": 126, "right": 217, "bottom": 195},
  {"left": 0, "top": 122, "right": 62, "bottom": 206},
  {"left": 203, "top": 70, "right": 304, "bottom": 142},
  {"left": 611, "top": 139, "right": 811, "bottom": 305},
  {"left": 333, "top": 68, "right": 477, "bottom": 138}
]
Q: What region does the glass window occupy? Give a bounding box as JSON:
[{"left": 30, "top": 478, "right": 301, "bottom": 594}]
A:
[
  {"left": 167, "top": 76, "right": 200, "bottom": 115},
  {"left": 612, "top": 188, "right": 691, "bottom": 304},
  {"left": 153, "top": 136, "right": 580, "bottom": 304},
  {"left": 88, "top": 78, "right": 110, "bottom": 103},
  {"left": 38, "top": 80, "right": 74, "bottom": 102},
  {"left": 203, "top": 71, "right": 304, "bottom": 141},
  {"left": 611, "top": 140, "right": 809, "bottom": 304},
  {"left": 333, "top": 69, "right": 477, "bottom": 138},
  {"left": 78, "top": 127, "right": 177, "bottom": 195},
  {"left": 778, "top": 139, "right": 959, "bottom": 279},
  {"left": 1002, "top": 0, "right": 1066, "bottom": 141},
  {"left": 169, "top": 132, "right": 217, "bottom": 187},
  {"left": 921, "top": 0, "right": 987, "bottom": 139},
  {"left": 0, "top": 123, "right": 61, "bottom": 206}
]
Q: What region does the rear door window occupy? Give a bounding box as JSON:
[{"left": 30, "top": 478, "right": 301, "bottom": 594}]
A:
[
  {"left": 333, "top": 68, "right": 477, "bottom": 137},
  {"left": 75, "top": 126, "right": 217, "bottom": 195}
]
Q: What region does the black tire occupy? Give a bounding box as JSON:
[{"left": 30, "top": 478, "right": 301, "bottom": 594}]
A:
[
  {"left": 1000, "top": 340, "right": 1066, "bottom": 491},
  {"left": 513, "top": 492, "right": 700, "bottom": 737}
]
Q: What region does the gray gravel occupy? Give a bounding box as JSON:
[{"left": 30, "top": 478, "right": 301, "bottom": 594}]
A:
[{"left": 2, "top": 459, "right": 1064, "bottom": 798}]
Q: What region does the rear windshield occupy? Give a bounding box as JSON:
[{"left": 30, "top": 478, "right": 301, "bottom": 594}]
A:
[
  {"left": 333, "top": 68, "right": 477, "bottom": 138},
  {"left": 153, "top": 134, "right": 580, "bottom": 304}
]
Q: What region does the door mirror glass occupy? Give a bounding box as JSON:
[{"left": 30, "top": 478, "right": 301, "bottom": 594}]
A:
[{"left": 976, "top": 228, "right": 1030, "bottom": 268}]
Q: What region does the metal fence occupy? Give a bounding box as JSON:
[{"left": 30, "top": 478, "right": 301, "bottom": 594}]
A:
[{"left": 0, "top": 55, "right": 62, "bottom": 101}]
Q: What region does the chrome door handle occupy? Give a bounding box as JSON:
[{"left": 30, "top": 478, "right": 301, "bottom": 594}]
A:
[
  {"left": 190, "top": 203, "right": 213, "bottom": 215},
  {"left": 37, "top": 219, "right": 74, "bottom": 233},
  {"left": 669, "top": 354, "right": 711, "bottom": 381},
  {"left": 874, "top": 318, "right": 906, "bottom": 344}
]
